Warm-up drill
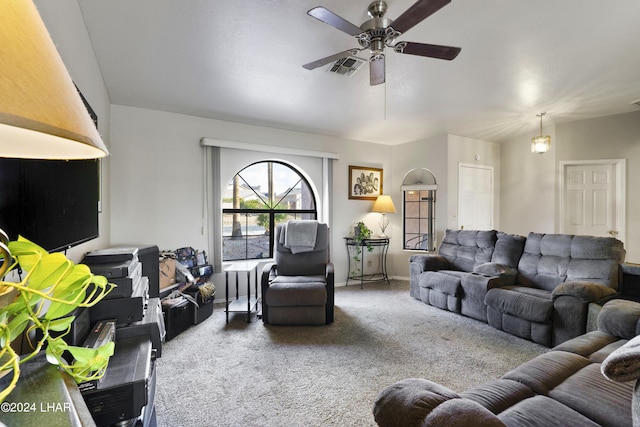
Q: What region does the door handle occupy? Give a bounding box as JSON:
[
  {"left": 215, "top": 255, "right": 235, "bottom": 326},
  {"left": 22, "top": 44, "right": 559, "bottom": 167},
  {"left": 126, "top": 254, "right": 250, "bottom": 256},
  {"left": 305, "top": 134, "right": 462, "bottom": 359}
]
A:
[{"left": 608, "top": 230, "right": 618, "bottom": 236}]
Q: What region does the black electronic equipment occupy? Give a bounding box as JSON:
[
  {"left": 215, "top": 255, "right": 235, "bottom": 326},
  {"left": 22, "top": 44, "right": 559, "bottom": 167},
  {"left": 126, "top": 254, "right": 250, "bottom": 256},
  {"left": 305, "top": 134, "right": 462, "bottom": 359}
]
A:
[
  {"left": 85, "top": 258, "right": 140, "bottom": 279},
  {"left": 82, "top": 336, "right": 154, "bottom": 426},
  {"left": 90, "top": 276, "right": 148, "bottom": 326},
  {"left": 117, "top": 298, "right": 165, "bottom": 358},
  {"left": 84, "top": 247, "right": 139, "bottom": 264},
  {"left": 77, "top": 319, "right": 117, "bottom": 392},
  {"left": 137, "top": 245, "right": 160, "bottom": 298},
  {"left": 0, "top": 158, "right": 99, "bottom": 252},
  {"left": 102, "top": 262, "right": 142, "bottom": 300}
]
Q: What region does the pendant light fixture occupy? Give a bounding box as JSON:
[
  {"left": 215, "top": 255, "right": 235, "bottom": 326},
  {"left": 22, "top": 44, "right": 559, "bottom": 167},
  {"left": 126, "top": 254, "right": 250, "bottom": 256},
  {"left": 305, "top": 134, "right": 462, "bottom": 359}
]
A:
[{"left": 531, "top": 112, "right": 550, "bottom": 154}]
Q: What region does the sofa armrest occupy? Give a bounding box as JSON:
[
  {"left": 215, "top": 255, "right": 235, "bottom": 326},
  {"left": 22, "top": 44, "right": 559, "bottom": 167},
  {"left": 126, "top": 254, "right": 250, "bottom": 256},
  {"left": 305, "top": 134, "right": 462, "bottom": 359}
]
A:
[
  {"left": 552, "top": 281, "right": 617, "bottom": 303},
  {"left": 409, "top": 254, "right": 450, "bottom": 272},
  {"left": 373, "top": 378, "right": 505, "bottom": 427},
  {"left": 597, "top": 299, "right": 640, "bottom": 339},
  {"left": 409, "top": 255, "right": 450, "bottom": 299},
  {"left": 261, "top": 262, "right": 276, "bottom": 323},
  {"left": 261, "top": 262, "right": 276, "bottom": 286},
  {"left": 551, "top": 282, "right": 618, "bottom": 345}
]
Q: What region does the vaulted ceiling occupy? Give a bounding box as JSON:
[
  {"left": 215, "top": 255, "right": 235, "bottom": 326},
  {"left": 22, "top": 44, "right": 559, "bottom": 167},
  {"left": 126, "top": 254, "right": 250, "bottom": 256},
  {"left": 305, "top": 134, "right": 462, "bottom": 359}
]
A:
[{"left": 76, "top": 0, "right": 640, "bottom": 145}]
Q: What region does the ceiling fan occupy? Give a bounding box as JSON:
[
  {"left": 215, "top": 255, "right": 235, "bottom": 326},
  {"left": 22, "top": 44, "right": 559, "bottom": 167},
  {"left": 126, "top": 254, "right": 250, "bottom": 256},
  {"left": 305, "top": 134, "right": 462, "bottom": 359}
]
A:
[{"left": 303, "top": 0, "right": 461, "bottom": 85}]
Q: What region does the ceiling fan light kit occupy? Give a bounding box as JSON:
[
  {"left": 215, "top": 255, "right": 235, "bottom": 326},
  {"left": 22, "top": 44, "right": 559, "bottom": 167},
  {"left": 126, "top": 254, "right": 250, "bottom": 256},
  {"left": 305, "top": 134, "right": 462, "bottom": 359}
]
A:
[{"left": 303, "top": 0, "right": 461, "bottom": 86}]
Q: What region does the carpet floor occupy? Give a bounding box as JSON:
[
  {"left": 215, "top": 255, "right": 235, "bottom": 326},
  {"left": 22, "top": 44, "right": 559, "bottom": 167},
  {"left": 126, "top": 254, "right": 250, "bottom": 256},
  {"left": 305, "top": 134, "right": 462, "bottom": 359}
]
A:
[{"left": 154, "top": 280, "right": 546, "bottom": 426}]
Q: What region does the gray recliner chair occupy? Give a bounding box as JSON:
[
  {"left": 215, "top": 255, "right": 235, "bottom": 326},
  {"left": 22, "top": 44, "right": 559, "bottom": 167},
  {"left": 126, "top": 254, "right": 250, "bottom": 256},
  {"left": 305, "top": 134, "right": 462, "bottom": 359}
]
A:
[{"left": 261, "top": 221, "right": 334, "bottom": 325}]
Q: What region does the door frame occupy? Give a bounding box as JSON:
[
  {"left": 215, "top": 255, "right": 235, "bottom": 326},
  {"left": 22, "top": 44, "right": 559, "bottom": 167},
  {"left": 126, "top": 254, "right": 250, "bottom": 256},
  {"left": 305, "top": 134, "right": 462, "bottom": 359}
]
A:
[{"left": 558, "top": 159, "right": 626, "bottom": 243}]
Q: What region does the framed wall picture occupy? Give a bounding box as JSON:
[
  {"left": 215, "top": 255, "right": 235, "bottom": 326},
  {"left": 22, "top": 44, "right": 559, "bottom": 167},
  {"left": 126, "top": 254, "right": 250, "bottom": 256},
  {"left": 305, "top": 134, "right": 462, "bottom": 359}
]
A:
[{"left": 349, "top": 165, "right": 383, "bottom": 200}]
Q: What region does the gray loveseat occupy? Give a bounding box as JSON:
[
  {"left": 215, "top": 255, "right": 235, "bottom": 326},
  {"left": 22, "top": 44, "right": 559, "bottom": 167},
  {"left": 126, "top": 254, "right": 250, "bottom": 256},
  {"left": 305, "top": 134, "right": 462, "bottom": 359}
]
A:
[
  {"left": 410, "top": 229, "right": 626, "bottom": 346},
  {"left": 373, "top": 298, "right": 640, "bottom": 427}
]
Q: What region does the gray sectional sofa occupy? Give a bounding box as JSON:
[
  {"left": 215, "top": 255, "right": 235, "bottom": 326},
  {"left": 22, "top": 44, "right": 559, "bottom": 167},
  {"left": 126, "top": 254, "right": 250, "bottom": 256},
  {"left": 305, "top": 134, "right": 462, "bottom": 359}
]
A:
[
  {"left": 410, "top": 229, "right": 626, "bottom": 346},
  {"left": 373, "top": 298, "right": 640, "bottom": 427}
]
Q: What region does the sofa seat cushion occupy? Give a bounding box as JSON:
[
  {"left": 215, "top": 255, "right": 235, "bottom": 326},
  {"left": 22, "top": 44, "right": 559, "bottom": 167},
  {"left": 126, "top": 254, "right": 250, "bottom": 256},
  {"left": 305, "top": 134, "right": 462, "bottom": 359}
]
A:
[
  {"left": 498, "top": 395, "right": 601, "bottom": 427},
  {"left": 266, "top": 279, "right": 327, "bottom": 307},
  {"left": 552, "top": 330, "right": 623, "bottom": 359},
  {"left": 485, "top": 287, "right": 553, "bottom": 323},
  {"left": 502, "top": 351, "right": 591, "bottom": 395},
  {"left": 419, "top": 270, "right": 464, "bottom": 296},
  {"left": 549, "top": 363, "right": 633, "bottom": 427},
  {"left": 460, "top": 379, "right": 534, "bottom": 415}
]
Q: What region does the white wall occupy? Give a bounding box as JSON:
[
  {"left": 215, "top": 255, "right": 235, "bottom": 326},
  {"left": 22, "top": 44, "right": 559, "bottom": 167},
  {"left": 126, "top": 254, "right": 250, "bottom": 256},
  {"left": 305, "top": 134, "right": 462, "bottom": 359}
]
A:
[
  {"left": 499, "top": 126, "right": 557, "bottom": 236},
  {"left": 390, "top": 135, "right": 447, "bottom": 277},
  {"left": 36, "top": 0, "right": 112, "bottom": 262},
  {"left": 109, "top": 105, "right": 393, "bottom": 298},
  {"left": 500, "top": 111, "right": 640, "bottom": 262},
  {"left": 388, "top": 134, "right": 500, "bottom": 279}
]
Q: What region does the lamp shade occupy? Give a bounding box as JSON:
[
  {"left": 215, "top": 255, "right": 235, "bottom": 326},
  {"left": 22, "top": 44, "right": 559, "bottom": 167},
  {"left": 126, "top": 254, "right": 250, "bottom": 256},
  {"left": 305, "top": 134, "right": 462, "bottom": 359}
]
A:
[
  {"left": 531, "top": 135, "right": 551, "bottom": 154},
  {"left": 0, "top": 0, "right": 108, "bottom": 159},
  {"left": 531, "top": 112, "right": 550, "bottom": 154},
  {"left": 372, "top": 195, "right": 397, "bottom": 213}
]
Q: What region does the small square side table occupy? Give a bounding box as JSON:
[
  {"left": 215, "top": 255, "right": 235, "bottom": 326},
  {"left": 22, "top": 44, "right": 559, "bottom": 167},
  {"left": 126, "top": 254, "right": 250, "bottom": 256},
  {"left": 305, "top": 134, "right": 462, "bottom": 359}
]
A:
[{"left": 224, "top": 261, "right": 260, "bottom": 323}]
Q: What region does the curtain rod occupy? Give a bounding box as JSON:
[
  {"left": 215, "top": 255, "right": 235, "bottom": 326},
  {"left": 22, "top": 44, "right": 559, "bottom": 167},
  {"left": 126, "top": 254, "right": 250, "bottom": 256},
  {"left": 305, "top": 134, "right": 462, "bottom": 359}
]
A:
[{"left": 200, "top": 137, "right": 340, "bottom": 160}]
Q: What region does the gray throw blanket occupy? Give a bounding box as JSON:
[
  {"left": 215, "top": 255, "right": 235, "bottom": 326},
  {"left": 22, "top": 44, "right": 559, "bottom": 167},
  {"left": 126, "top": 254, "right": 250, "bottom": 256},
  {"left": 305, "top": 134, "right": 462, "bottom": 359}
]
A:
[
  {"left": 279, "top": 220, "right": 318, "bottom": 254},
  {"left": 601, "top": 334, "right": 640, "bottom": 382}
]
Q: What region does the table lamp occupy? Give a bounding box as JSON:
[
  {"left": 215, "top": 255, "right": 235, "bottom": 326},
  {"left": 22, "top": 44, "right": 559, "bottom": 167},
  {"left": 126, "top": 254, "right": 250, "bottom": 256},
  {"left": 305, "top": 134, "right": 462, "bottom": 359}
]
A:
[
  {"left": 371, "top": 195, "right": 396, "bottom": 238},
  {"left": 0, "top": 0, "right": 109, "bottom": 160}
]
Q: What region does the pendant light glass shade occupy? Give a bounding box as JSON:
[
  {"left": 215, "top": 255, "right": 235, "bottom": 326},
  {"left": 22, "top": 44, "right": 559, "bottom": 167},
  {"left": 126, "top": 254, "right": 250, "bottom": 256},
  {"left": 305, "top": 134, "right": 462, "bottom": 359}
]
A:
[
  {"left": 0, "top": 0, "right": 108, "bottom": 159},
  {"left": 531, "top": 112, "right": 550, "bottom": 154}
]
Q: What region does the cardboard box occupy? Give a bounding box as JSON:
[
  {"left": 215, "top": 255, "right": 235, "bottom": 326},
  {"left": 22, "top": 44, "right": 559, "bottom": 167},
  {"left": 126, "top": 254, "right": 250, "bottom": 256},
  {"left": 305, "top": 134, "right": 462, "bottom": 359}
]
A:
[{"left": 159, "top": 258, "right": 176, "bottom": 290}]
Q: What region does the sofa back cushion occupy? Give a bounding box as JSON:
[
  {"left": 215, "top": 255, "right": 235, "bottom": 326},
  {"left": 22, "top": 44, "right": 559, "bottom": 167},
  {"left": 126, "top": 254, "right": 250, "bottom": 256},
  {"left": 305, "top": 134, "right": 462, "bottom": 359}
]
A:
[
  {"left": 492, "top": 232, "right": 526, "bottom": 269},
  {"left": 274, "top": 222, "right": 330, "bottom": 276},
  {"left": 517, "top": 233, "right": 625, "bottom": 291},
  {"left": 438, "top": 229, "right": 497, "bottom": 272}
]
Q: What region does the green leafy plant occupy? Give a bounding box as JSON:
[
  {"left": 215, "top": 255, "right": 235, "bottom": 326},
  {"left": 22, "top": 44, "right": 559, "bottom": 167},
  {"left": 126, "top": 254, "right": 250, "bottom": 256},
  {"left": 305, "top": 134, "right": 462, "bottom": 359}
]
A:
[
  {"left": 351, "top": 221, "right": 374, "bottom": 277},
  {"left": 0, "top": 236, "right": 115, "bottom": 402}
]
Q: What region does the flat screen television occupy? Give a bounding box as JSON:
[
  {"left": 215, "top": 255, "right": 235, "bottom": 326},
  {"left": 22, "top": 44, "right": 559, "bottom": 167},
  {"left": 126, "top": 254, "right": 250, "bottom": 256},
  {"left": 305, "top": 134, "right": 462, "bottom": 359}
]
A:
[{"left": 0, "top": 157, "right": 100, "bottom": 252}]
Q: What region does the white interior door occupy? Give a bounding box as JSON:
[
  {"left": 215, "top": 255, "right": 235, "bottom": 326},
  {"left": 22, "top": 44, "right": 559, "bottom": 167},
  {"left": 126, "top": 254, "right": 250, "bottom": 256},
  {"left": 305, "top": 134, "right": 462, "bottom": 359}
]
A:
[
  {"left": 458, "top": 164, "right": 494, "bottom": 230},
  {"left": 561, "top": 160, "right": 626, "bottom": 241}
]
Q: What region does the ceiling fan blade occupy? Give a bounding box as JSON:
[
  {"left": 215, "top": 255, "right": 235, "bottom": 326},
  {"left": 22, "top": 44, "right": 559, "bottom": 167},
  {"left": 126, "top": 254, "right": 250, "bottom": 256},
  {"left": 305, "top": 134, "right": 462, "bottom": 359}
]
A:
[
  {"left": 369, "top": 55, "right": 385, "bottom": 86},
  {"left": 307, "top": 7, "right": 363, "bottom": 37},
  {"left": 391, "top": 0, "right": 451, "bottom": 34},
  {"left": 303, "top": 50, "right": 359, "bottom": 70},
  {"left": 394, "top": 41, "right": 461, "bottom": 60}
]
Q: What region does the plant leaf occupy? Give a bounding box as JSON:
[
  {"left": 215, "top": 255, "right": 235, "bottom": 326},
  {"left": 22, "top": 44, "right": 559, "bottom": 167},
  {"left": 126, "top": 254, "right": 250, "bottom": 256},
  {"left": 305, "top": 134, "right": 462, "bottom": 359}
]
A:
[
  {"left": 6, "top": 312, "right": 31, "bottom": 342},
  {"left": 47, "top": 316, "right": 75, "bottom": 332},
  {"left": 27, "top": 253, "right": 72, "bottom": 291}
]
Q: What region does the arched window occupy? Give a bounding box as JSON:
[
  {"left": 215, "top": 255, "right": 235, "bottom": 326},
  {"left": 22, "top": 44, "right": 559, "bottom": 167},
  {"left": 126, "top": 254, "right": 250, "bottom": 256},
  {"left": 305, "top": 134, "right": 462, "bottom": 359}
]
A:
[{"left": 222, "top": 161, "right": 317, "bottom": 261}]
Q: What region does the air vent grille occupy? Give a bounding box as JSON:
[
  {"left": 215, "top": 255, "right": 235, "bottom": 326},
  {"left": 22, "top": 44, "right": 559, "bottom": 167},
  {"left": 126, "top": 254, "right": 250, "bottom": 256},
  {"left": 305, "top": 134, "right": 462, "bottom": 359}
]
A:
[{"left": 327, "top": 56, "right": 366, "bottom": 77}]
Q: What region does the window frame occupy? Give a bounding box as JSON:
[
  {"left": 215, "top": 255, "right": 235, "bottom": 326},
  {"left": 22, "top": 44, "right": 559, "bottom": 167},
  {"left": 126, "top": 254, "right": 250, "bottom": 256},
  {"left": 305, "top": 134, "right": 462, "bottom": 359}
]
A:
[{"left": 222, "top": 160, "right": 317, "bottom": 261}]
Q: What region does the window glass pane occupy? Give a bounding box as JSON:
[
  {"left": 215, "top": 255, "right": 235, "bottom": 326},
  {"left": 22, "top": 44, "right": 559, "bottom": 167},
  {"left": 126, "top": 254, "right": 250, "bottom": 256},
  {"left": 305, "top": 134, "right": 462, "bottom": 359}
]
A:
[
  {"left": 222, "top": 161, "right": 317, "bottom": 261},
  {"left": 403, "top": 188, "right": 436, "bottom": 251},
  {"left": 405, "top": 191, "right": 420, "bottom": 202},
  {"left": 405, "top": 201, "right": 420, "bottom": 218},
  {"left": 222, "top": 213, "right": 269, "bottom": 260}
]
